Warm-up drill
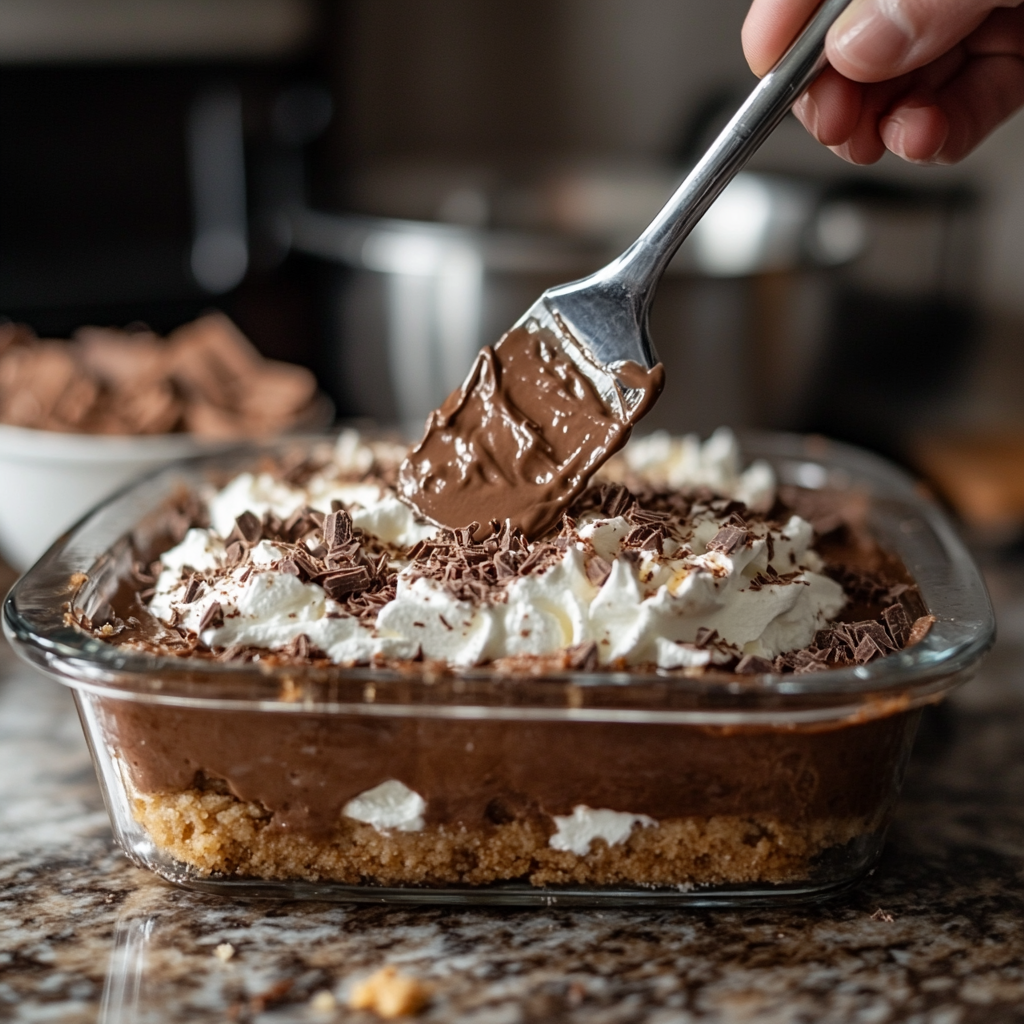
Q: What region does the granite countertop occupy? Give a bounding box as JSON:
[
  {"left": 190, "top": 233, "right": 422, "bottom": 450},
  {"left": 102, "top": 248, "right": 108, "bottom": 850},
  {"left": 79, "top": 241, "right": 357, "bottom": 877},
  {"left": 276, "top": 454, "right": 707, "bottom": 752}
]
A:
[{"left": 2, "top": 561, "right": 1023, "bottom": 1024}]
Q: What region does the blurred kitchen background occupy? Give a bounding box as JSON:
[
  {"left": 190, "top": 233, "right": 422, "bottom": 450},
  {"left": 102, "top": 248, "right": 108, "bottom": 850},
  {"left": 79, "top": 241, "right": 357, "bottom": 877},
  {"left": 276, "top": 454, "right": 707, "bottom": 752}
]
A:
[{"left": 3, "top": 0, "right": 1024, "bottom": 539}]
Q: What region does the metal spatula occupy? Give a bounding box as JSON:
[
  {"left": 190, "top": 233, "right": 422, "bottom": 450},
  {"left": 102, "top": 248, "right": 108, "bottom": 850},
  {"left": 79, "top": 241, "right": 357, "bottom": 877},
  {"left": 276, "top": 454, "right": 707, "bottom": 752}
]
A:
[
  {"left": 399, "top": 0, "right": 855, "bottom": 539},
  {"left": 521, "top": 0, "right": 854, "bottom": 396}
]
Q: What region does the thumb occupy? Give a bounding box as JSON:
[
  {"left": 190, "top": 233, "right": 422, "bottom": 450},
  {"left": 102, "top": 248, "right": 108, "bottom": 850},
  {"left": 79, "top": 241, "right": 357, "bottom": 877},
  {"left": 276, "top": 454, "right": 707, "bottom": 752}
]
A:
[{"left": 826, "top": 0, "right": 1019, "bottom": 83}]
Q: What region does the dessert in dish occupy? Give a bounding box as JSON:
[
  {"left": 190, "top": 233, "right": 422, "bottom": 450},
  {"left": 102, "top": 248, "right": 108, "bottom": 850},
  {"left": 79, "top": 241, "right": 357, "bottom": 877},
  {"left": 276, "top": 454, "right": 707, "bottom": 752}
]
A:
[
  {"left": 70, "top": 428, "right": 937, "bottom": 892},
  {"left": 0, "top": 313, "right": 321, "bottom": 439}
]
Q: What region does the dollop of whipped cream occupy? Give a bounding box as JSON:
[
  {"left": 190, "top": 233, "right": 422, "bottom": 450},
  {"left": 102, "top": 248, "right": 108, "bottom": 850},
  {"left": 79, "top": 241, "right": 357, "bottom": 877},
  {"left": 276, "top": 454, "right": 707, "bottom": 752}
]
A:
[
  {"left": 149, "top": 538, "right": 418, "bottom": 663},
  {"left": 616, "top": 427, "right": 776, "bottom": 513},
  {"left": 208, "top": 474, "right": 435, "bottom": 550},
  {"left": 145, "top": 428, "right": 846, "bottom": 671},
  {"left": 374, "top": 507, "right": 842, "bottom": 667}
]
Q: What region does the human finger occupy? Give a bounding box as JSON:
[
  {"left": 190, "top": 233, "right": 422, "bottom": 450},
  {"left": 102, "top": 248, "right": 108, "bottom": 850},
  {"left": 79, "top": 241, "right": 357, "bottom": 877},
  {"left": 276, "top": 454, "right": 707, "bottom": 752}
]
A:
[
  {"left": 824, "top": 71, "right": 923, "bottom": 162},
  {"left": 819, "top": 48, "right": 965, "bottom": 162},
  {"left": 826, "top": 0, "right": 1019, "bottom": 83},
  {"left": 792, "top": 65, "right": 865, "bottom": 144},
  {"left": 929, "top": 51, "right": 1024, "bottom": 161},
  {"left": 879, "top": 94, "right": 950, "bottom": 161},
  {"left": 827, "top": 125, "right": 887, "bottom": 163},
  {"left": 742, "top": 0, "right": 821, "bottom": 76}
]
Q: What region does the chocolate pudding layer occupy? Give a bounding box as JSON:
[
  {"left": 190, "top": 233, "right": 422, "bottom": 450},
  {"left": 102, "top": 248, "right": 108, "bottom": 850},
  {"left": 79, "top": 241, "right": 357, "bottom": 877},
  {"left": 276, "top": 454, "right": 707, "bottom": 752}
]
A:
[{"left": 111, "top": 708, "right": 918, "bottom": 834}]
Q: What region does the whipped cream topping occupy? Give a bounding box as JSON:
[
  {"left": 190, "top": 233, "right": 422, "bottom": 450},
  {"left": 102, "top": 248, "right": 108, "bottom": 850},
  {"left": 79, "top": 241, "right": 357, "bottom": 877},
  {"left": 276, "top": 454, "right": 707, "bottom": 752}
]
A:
[
  {"left": 370, "top": 509, "right": 843, "bottom": 667},
  {"left": 206, "top": 432, "right": 435, "bottom": 550},
  {"left": 549, "top": 805, "right": 656, "bottom": 856},
  {"left": 207, "top": 472, "right": 435, "bottom": 550},
  {"left": 616, "top": 427, "right": 776, "bottom": 513},
  {"left": 149, "top": 554, "right": 418, "bottom": 664},
  {"left": 143, "top": 428, "right": 847, "bottom": 671}
]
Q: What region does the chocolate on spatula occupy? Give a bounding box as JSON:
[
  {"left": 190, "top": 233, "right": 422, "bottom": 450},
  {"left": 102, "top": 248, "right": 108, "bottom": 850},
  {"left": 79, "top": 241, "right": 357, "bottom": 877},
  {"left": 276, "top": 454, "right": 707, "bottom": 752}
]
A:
[{"left": 398, "top": 321, "right": 664, "bottom": 540}]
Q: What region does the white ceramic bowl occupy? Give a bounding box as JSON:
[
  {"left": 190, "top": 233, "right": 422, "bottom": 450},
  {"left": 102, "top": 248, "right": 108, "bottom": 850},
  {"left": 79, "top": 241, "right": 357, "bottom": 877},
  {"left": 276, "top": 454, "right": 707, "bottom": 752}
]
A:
[{"left": 0, "top": 425, "right": 238, "bottom": 571}]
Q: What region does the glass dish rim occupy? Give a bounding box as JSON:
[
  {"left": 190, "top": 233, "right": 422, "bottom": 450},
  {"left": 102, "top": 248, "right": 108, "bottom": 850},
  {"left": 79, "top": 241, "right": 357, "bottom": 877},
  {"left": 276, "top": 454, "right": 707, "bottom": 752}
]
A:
[{"left": 3, "top": 429, "right": 995, "bottom": 721}]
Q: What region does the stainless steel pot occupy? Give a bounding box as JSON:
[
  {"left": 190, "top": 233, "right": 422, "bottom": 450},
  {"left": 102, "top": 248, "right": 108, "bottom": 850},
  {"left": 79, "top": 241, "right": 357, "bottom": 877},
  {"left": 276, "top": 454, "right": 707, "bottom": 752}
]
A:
[
  {"left": 288, "top": 168, "right": 978, "bottom": 447},
  {"left": 290, "top": 208, "right": 601, "bottom": 434}
]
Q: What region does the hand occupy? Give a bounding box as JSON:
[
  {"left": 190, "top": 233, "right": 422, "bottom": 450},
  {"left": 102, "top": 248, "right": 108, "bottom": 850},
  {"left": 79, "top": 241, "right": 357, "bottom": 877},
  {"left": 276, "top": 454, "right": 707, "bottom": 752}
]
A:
[{"left": 742, "top": 0, "right": 1024, "bottom": 164}]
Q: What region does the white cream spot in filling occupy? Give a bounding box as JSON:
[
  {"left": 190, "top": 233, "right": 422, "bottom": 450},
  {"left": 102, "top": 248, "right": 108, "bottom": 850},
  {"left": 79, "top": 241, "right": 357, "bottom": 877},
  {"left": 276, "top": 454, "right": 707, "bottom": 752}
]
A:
[
  {"left": 549, "top": 805, "right": 656, "bottom": 856},
  {"left": 342, "top": 780, "right": 426, "bottom": 833}
]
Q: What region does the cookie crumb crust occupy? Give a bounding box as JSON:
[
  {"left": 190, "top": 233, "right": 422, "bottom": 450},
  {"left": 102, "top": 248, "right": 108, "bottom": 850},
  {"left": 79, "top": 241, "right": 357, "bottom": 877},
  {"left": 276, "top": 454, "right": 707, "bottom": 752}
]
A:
[{"left": 131, "top": 787, "right": 870, "bottom": 889}]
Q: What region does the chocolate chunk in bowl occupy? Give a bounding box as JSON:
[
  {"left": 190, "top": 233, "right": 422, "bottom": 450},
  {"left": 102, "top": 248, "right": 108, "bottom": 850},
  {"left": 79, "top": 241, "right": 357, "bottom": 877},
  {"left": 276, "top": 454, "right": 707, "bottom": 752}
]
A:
[
  {"left": 3, "top": 431, "right": 994, "bottom": 906},
  {"left": 0, "top": 314, "right": 333, "bottom": 569}
]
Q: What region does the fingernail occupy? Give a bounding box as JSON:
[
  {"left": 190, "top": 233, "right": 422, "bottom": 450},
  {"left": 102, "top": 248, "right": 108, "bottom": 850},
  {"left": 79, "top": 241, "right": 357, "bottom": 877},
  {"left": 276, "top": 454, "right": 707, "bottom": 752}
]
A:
[
  {"left": 881, "top": 100, "right": 947, "bottom": 163},
  {"left": 832, "top": 0, "right": 912, "bottom": 73},
  {"left": 880, "top": 116, "right": 909, "bottom": 159},
  {"left": 795, "top": 93, "right": 820, "bottom": 136}
]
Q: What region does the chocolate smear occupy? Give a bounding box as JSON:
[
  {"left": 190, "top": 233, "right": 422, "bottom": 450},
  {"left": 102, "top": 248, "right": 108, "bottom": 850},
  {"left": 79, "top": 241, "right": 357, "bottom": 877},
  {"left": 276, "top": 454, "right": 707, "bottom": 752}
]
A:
[
  {"left": 907, "top": 614, "right": 936, "bottom": 647},
  {"left": 398, "top": 321, "right": 664, "bottom": 540}
]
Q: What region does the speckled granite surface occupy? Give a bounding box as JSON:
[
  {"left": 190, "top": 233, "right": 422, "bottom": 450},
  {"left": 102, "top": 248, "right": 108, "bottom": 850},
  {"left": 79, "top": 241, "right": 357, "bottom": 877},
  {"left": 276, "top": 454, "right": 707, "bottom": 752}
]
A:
[{"left": 2, "top": 565, "right": 1023, "bottom": 1023}]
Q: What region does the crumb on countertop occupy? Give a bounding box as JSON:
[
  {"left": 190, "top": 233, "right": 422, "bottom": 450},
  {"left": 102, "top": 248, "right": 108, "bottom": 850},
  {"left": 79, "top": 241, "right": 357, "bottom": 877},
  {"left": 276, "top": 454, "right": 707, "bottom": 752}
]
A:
[
  {"left": 214, "top": 942, "right": 235, "bottom": 961},
  {"left": 348, "top": 965, "right": 431, "bottom": 1018},
  {"left": 310, "top": 989, "right": 338, "bottom": 1012}
]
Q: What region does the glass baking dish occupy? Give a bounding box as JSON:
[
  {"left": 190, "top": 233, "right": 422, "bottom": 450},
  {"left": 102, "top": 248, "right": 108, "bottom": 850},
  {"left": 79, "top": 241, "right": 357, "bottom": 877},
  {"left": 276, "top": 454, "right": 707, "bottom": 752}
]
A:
[{"left": 4, "top": 432, "right": 995, "bottom": 907}]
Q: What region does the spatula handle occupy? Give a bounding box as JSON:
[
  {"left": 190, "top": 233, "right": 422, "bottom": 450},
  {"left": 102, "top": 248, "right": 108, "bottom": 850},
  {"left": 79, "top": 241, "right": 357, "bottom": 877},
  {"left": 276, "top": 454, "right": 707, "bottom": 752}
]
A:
[{"left": 616, "top": 0, "right": 856, "bottom": 296}]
